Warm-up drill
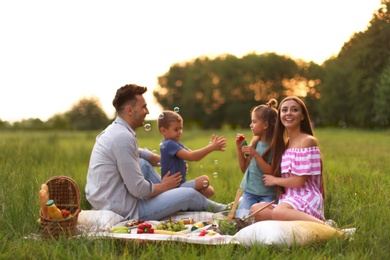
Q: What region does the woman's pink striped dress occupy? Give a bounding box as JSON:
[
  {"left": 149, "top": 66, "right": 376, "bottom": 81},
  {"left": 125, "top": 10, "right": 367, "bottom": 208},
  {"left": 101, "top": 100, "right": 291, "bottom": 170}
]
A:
[{"left": 278, "top": 146, "right": 325, "bottom": 220}]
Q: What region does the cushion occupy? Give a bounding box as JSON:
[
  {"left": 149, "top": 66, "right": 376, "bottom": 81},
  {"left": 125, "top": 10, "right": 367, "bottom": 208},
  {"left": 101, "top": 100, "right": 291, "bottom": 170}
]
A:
[
  {"left": 77, "top": 210, "right": 123, "bottom": 229},
  {"left": 233, "top": 220, "right": 344, "bottom": 247}
]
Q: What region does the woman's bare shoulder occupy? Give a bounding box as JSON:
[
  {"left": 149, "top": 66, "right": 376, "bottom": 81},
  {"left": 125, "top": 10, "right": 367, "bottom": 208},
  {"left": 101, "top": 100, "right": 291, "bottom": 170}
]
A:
[{"left": 301, "top": 134, "right": 318, "bottom": 147}]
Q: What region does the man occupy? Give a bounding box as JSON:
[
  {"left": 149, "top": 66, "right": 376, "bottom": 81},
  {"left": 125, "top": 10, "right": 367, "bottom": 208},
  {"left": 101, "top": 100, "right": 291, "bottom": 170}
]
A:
[{"left": 85, "top": 84, "right": 226, "bottom": 220}]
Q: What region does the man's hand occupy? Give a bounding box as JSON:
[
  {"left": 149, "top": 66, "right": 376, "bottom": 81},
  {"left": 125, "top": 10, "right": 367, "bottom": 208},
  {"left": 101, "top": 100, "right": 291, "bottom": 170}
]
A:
[
  {"left": 161, "top": 171, "right": 182, "bottom": 189},
  {"left": 150, "top": 171, "right": 182, "bottom": 197}
]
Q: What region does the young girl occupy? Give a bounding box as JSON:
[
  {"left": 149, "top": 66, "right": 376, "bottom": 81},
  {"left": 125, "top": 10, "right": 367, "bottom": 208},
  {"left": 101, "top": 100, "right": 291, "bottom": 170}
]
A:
[
  {"left": 250, "top": 96, "right": 326, "bottom": 224},
  {"left": 236, "top": 99, "right": 278, "bottom": 217}
]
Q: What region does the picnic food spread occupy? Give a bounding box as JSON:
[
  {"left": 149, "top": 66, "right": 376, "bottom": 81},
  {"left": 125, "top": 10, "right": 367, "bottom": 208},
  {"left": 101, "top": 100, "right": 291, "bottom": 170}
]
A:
[{"left": 107, "top": 215, "right": 253, "bottom": 237}]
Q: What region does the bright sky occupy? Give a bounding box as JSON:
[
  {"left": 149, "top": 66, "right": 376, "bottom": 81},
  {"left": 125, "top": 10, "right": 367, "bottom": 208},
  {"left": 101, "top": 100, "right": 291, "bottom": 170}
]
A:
[{"left": 0, "top": 0, "right": 382, "bottom": 122}]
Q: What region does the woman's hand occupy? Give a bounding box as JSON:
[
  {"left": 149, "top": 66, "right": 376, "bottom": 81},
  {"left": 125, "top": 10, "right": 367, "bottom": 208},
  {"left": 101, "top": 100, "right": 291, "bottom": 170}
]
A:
[{"left": 263, "top": 174, "right": 277, "bottom": 186}]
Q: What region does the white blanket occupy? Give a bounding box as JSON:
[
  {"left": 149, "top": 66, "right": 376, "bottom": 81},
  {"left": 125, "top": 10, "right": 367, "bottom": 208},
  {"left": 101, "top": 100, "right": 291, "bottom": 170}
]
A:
[{"left": 77, "top": 210, "right": 355, "bottom": 247}]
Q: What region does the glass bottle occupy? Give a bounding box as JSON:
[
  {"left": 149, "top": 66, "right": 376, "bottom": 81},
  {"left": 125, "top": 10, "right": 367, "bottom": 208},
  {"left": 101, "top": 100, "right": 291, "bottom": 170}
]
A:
[{"left": 46, "top": 199, "right": 64, "bottom": 220}]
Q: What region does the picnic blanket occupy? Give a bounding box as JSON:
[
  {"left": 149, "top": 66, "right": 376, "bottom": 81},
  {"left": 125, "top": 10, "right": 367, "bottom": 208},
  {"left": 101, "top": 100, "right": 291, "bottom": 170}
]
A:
[{"left": 76, "top": 210, "right": 355, "bottom": 247}]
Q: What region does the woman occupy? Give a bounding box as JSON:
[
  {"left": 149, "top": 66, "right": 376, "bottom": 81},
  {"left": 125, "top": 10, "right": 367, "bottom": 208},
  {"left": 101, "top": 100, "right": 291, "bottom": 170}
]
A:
[{"left": 250, "top": 96, "right": 327, "bottom": 224}]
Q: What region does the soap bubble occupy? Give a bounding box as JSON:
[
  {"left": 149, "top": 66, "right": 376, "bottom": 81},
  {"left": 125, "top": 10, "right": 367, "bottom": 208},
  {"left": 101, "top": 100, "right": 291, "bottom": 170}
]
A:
[
  {"left": 214, "top": 160, "right": 218, "bottom": 165},
  {"left": 174, "top": 107, "right": 180, "bottom": 113},
  {"left": 158, "top": 113, "right": 164, "bottom": 119},
  {"left": 144, "top": 123, "right": 151, "bottom": 131},
  {"left": 200, "top": 165, "right": 203, "bottom": 169},
  {"left": 212, "top": 172, "right": 218, "bottom": 179},
  {"left": 203, "top": 180, "right": 209, "bottom": 187}
]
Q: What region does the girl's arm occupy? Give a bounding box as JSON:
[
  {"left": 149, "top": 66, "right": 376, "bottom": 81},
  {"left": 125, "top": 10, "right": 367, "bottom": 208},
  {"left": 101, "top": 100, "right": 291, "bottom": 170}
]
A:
[
  {"left": 263, "top": 174, "right": 307, "bottom": 188},
  {"left": 242, "top": 145, "right": 273, "bottom": 174},
  {"left": 176, "top": 134, "right": 226, "bottom": 162},
  {"left": 236, "top": 134, "right": 249, "bottom": 173},
  {"left": 252, "top": 152, "right": 273, "bottom": 174}
]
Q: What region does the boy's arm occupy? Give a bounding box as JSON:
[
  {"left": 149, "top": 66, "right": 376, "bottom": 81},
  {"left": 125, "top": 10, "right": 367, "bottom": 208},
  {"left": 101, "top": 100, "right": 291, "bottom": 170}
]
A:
[{"left": 176, "top": 134, "right": 226, "bottom": 162}]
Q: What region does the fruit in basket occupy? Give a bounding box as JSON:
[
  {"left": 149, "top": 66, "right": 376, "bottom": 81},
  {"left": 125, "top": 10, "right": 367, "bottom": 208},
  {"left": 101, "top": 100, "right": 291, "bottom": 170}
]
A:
[{"left": 61, "top": 209, "right": 71, "bottom": 218}]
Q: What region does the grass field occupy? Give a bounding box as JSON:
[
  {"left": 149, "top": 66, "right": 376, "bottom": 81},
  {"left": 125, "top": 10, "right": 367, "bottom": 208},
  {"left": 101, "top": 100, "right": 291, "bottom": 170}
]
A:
[{"left": 0, "top": 127, "right": 389, "bottom": 259}]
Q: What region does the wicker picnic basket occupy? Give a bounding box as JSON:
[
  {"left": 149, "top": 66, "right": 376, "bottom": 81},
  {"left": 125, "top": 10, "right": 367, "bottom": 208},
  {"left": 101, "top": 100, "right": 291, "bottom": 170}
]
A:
[{"left": 40, "top": 176, "right": 81, "bottom": 239}]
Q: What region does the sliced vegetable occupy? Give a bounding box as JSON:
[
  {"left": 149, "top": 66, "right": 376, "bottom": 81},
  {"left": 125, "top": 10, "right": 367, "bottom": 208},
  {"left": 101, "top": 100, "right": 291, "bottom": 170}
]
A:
[{"left": 199, "top": 230, "right": 207, "bottom": 236}]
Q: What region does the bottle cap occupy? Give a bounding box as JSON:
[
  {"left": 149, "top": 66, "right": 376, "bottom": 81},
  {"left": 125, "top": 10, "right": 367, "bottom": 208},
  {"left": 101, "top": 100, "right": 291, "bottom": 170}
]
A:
[{"left": 46, "top": 199, "right": 54, "bottom": 206}]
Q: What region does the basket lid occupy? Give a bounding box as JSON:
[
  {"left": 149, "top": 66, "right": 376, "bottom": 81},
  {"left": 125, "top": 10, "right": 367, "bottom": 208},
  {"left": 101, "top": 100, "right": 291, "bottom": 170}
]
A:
[{"left": 45, "top": 176, "right": 80, "bottom": 209}]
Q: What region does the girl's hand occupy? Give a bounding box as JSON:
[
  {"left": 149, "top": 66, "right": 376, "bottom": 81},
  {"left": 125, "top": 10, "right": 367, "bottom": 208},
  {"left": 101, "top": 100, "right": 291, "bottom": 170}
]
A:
[
  {"left": 241, "top": 145, "right": 256, "bottom": 157},
  {"left": 235, "top": 134, "right": 245, "bottom": 147},
  {"left": 263, "top": 174, "right": 277, "bottom": 186},
  {"left": 209, "top": 134, "right": 227, "bottom": 151}
]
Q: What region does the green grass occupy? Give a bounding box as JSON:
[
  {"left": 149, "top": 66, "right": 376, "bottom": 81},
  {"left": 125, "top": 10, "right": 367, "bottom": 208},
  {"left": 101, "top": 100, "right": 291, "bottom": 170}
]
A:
[{"left": 0, "top": 128, "right": 389, "bottom": 259}]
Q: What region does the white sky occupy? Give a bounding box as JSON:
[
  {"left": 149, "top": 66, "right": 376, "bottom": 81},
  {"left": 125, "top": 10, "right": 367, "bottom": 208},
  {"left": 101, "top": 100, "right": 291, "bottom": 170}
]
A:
[{"left": 0, "top": 0, "right": 382, "bottom": 122}]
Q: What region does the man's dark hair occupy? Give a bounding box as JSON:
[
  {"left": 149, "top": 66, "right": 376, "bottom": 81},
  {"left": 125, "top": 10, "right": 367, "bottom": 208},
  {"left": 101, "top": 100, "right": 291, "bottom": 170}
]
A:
[{"left": 112, "top": 84, "right": 147, "bottom": 112}]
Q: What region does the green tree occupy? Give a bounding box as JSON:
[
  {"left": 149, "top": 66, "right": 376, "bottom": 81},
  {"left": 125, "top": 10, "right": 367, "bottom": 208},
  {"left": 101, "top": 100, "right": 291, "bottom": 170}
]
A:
[
  {"left": 373, "top": 62, "right": 390, "bottom": 127},
  {"left": 46, "top": 113, "right": 72, "bottom": 130},
  {"left": 65, "top": 97, "right": 109, "bottom": 130},
  {"left": 12, "top": 118, "right": 46, "bottom": 130},
  {"left": 154, "top": 53, "right": 321, "bottom": 128},
  {"left": 320, "top": 1, "right": 390, "bottom": 127},
  {"left": 0, "top": 119, "right": 12, "bottom": 130}
]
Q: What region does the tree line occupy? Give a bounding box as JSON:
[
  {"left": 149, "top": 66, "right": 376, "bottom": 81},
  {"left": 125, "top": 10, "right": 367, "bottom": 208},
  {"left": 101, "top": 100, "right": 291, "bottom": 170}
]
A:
[
  {"left": 0, "top": 97, "right": 110, "bottom": 131},
  {"left": 154, "top": 1, "right": 389, "bottom": 129},
  {"left": 1, "top": 1, "right": 389, "bottom": 131}
]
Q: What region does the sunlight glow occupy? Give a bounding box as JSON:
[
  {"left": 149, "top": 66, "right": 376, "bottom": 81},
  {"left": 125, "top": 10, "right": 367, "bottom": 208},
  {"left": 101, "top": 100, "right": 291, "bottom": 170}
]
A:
[{"left": 0, "top": 0, "right": 382, "bottom": 122}]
